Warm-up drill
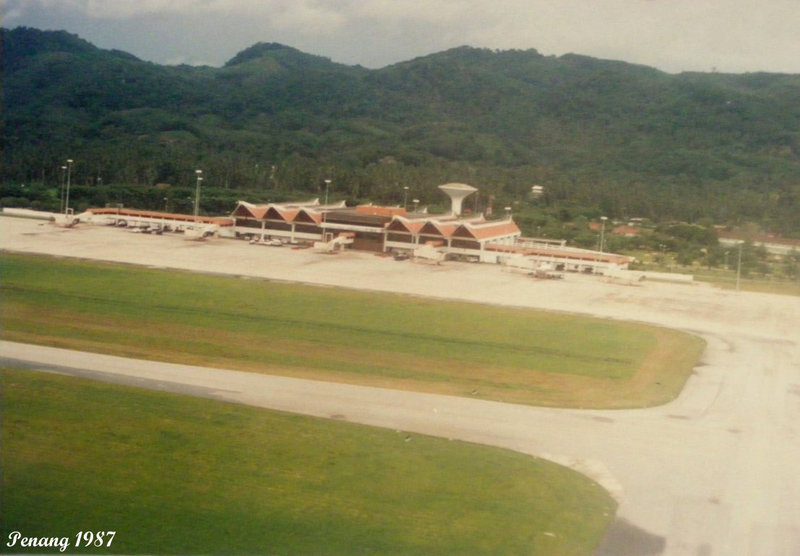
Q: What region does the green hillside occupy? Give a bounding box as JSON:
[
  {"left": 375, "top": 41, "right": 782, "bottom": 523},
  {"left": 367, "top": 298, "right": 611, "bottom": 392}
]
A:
[{"left": 2, "top": 27, "right": 799, "bottom": 235}]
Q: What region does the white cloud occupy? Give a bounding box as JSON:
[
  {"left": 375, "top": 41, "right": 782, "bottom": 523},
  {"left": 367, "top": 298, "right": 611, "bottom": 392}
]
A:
[
  {"left": 2, "top": 6, "right": 24, "bottom": 22},
  {"left": 3, "top": 0, "right": 799, "bottom": 73},
  {"left": 398, "top": 0, "right": 800, "bottom": 73},
  {"left": 21, "top": 0, "right": 348, "bottom": 33},
  {"left": 351, "top": 0, "right": 467, "bottom": 23},
  {"left": 83, "top": 0, "right": 207, "bottom": 18},
  {"left": 266, "top": 1, "right": 347, "bottom": 34},
  {"left": 17, "top": 0, "right": 344, "bottom": 22}
]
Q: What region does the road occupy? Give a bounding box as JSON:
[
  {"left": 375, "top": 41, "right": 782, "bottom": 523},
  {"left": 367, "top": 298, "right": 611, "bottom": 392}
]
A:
[
  {"left": 4, "top": 324, "right": 798, "bottom": 555},
  {"left": 2, "top": 217, "right": 800, "bottom": 554}
]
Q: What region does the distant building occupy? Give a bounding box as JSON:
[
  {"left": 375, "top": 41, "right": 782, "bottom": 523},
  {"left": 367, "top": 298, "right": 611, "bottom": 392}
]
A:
[{"left": 717, "top": 231, "right": 800, "bottom": 256}]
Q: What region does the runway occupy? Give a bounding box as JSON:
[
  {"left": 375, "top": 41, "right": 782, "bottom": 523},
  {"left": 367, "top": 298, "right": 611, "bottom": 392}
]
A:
[{"left": 2, "top": 216, "right": 800, "bottom": 554}]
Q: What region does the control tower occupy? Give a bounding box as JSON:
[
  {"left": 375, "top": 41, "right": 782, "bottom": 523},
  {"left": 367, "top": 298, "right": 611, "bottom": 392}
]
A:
[{"left": 438, "top": 183, "right": 478, "bottom": 216}]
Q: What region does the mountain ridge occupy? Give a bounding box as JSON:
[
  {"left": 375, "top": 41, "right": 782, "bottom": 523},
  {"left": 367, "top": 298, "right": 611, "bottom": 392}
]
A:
[{"left": 2, "top": 26, "right": 799, "bottom": 235}]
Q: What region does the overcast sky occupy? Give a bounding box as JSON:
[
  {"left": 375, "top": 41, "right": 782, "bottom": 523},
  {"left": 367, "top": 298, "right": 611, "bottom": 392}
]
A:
[{"left": 3, "top": 0, "right": 799, "bottom": 74}]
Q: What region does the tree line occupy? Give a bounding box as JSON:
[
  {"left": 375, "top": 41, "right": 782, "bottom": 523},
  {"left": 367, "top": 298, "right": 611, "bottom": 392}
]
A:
[{"left": 3, "top": 27, "right": 799, "bottom": 239}]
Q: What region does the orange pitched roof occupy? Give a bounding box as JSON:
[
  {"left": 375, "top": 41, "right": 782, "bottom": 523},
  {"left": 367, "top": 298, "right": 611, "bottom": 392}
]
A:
[
  {"left": 356, "top": 205, "right": 407, "bottom": 217},
  {"left": 251, "top": 207, "right": 269, "bottom": 219},
  {"left": 454, "top": 219, "right": 520, "bottom": 240},
  {"left": 419, "top": 220, "right": 459, "bottom": 238},
  {"left": 387, "top": 217, "right": 426, "bottom": 234},
  {"left": 612, "top": 226, "right": 641, "bottom": 236},
  {"left": 232, "top": 201, "right": 268, "bottom": 219},
  {"left": 294, "top": 208, "right": 323, "bottom": 225},
  {"left": 264, "top": 206, "right": 299, "bottom": 222}
]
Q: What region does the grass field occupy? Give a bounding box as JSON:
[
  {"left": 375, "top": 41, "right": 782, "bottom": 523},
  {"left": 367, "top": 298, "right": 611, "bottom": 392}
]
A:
[
  {"left": 1, "top": 368, "right": 616, "bottom": 555},
  {"left": 0, "top": 253, "right": 704, "bottom": 408}
]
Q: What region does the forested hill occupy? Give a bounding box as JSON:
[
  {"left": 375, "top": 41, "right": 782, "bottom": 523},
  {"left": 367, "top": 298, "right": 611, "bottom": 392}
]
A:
[{"left": 3, "top": 26, "right": 799, "bottom": 235}]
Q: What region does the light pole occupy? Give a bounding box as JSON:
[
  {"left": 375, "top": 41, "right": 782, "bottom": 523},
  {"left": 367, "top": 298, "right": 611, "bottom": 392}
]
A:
[
  {"left": 412, "top": 199, "right": 419, "bottom": 213},
  {"left": 403, "top": 186, "right": 409, "bottom": 210},
  {"left": 64, "top": 159, "right": 73, "bottom": 214},
  {"left": 194, "top": 169, "right": 203, "bottom": 217},
  {"left": 324, "top": 179, "right": 331, "bottom": 206},
  {"left": 59, "top": 165, "right": 67, "bottom": 213},
  {"left": 599, "top": 216, "right": 608, "bottom": 252}
]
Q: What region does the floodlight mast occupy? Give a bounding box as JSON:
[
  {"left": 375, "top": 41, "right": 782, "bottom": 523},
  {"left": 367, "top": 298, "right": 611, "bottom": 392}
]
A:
[
  {"left": 64, "top": 159, "right": 73, "bottom": 214},
  {"left": 59, "top": 165, "right": 67, "bottom": 213},
  {"left": 600, "top": 216, "right": 608, "bottom": 252},
  {"left": 194, "top": 169, "right": 203, "bottom": 217}
]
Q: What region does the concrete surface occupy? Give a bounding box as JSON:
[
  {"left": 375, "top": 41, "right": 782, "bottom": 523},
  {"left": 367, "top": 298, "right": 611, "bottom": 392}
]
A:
[{"left": 2, "top": 215, "right": 799, "bottom": 555}]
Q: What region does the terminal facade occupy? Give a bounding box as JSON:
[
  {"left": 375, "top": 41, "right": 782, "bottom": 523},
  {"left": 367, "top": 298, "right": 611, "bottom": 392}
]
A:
[
  {"left": 85, "top": 182, "right": 633, "bottom": 274},
  {"left": 228, "top": 183, "right": 633, "bottom": 273}
]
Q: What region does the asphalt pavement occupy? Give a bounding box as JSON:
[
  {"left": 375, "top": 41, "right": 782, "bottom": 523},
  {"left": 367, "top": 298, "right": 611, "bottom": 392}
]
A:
[{"left": 2, "top": 216, "right": 799, "bottom": 554}]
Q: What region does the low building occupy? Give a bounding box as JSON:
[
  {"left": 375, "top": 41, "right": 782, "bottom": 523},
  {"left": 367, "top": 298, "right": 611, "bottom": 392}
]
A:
[
  {"left": 717, "top": 231, "right": 800, "bottom": 256},
  {"left": 487, "top": 243, "right": 634, "bottom": 273},
  {"left": 86, "top": 207, "right": 234, "bottom": 234},
  {"left": 228, "top": 183, "right": 629, "bottom": 272},
  {"left": 231, "top": 199, "right": 334, "bottom": 243},
  {"left": 230, "top": 198, "right": 522, "bottom": 261},
  {"left": 79, "top": 183, "right": 630, "bottom": 274}
]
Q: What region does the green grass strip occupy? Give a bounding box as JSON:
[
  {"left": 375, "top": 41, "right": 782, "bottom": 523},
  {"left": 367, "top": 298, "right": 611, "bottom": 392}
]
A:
[
  {"left": 0, "top": 253, "right": 704, "bottom": 407},
  {"left": 2, "top": 368, "right": 616, "bottom": 555}
]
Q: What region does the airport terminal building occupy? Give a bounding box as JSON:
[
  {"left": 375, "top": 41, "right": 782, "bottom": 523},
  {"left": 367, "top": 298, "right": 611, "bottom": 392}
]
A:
[
  {"left": 231, "top": 199, "right": 520, "bottom": 257},
  {"left": 85, "top": 182, "right": 632, "bottom": 274},
  {"left": 228, "top": 183, "right": 632, "bottom": 273}
]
